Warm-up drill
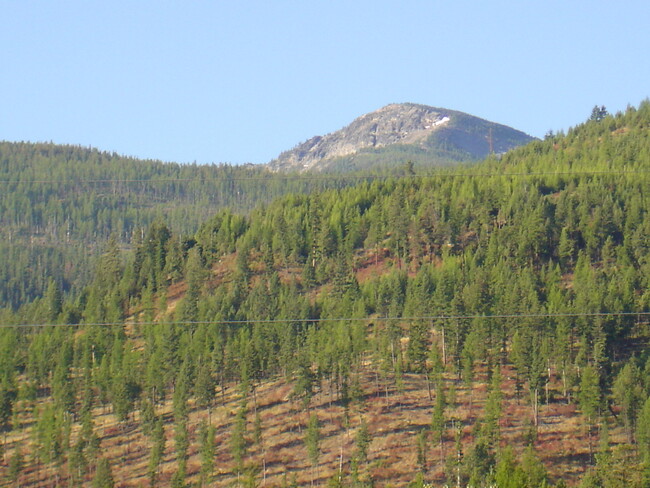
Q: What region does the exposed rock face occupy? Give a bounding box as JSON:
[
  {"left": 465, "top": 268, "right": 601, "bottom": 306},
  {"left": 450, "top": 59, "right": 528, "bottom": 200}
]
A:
[{"left": 268, "top": 103, "right": 535, "bottom": 172}]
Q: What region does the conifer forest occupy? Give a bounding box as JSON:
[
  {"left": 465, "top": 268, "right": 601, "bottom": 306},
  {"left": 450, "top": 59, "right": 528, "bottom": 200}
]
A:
[{"left": 1, "top": 102, "right": 650, "bottom": 486}]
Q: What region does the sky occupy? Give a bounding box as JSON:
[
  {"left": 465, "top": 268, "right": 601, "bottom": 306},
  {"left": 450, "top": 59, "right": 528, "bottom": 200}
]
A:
[{"left": 2, "top": 1, "right": 649, "bottom": 166}]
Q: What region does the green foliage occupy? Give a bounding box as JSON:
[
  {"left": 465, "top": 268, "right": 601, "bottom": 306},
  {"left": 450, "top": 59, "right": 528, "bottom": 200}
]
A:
[
  {"left": 431, "top": 376, "right": 447, "bottom": 455},
  {"left": 0, "top": 141, "right": 367, "bottom": 308},
  {"left": 148, "top": 417, "right": 166, "bottom": 486},
  {"left": 93, "top": 458, "right": 115, "bottom": 488},
  {"left": 613, "top": 361, "right": 646, "bottom": 442},
  {"left": 416, "top": 429, "right": 429, "bottom": 473},
  {"left": 33, "top": 404, "right": 64, "bottom": 463},
  {"left": 463, "top": 440, "right": 495, "bottom": 486},
  {"left": 579, "top": 364, "right": 601, "bottom": 424},
  {"left": 480, "top": 366, "right": 503, "bottom": 446},
  {"left": 355, "top": 417, "right": 372, "bottom": 466},
  {"left": 8, "top": 446, "right": 24, "bottom": 485},
  {"left": 305, "top": 413, "right": 321, "bottom": 467},
  {"left": 493, "top": 448, "right": 519, "bottom": 487},
  {"left": 590, "top": 105, "right": 609, "bottom": 122},
  {"left": 292, "top": 354, "right": 316, "bottom": 410},
  {"left": 637, "top": 397, "right": 650, "bottom": 460},
  {"left": 3, "top": 100, "right": 650, "bottom": 486},
  {"left": 231, "top": 402, "right": 248, "bottom": 474}
]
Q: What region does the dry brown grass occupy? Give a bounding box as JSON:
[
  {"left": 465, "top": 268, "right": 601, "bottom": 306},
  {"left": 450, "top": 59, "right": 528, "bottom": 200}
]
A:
[{"left": 0, "top": 358, "right": 624, "bottom": 487}]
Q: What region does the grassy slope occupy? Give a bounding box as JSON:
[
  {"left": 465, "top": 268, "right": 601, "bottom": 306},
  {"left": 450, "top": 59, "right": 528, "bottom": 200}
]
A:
[{"left": 1, "top": 251, "right": 633, "bottom": 487}]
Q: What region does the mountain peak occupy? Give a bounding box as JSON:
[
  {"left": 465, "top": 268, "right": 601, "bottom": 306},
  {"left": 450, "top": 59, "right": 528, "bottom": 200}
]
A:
[{"left": 268, "top": 103, "right": 534, "bottom": 172}]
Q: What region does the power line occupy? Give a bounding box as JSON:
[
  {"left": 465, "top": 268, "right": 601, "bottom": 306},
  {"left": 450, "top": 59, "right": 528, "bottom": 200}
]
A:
[
  {"left": 1, "top": 169, "right": 650, "bottom": 185},
  {"left": 2, "top": 311, "right": 648, "bottom": 329}
]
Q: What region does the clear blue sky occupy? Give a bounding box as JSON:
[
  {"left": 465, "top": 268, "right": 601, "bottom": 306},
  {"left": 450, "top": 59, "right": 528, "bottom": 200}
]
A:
[{"left": 2, "top": 1, "right": 649, "bottom": 165}]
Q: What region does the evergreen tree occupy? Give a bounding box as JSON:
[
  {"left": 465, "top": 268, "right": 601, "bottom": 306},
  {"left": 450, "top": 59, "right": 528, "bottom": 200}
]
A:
[
  {"left": 44, "top": 279, "right": 63, "bottom": 322},
  {"left": 93, "top": 458, "right": 115, "bottom": 488},
  {"left": 480, "top": 366, "right": 503, "bottom": 447},
  {"left": 0, "top": 378, "right": 16, "bottom": 432},
  {"left": 637, "top": 396, "right": 650, "bottom": 461},
  {"left": 293, "top": 354, "right": 316, "bottom": 411},
  {"left": 305, "top": 413, "right": 321, "bottom": 485},
  {"left": 431, "top": 376, "right": 447, "bottom": 466},
  {"left": 590, "top": 105, "right": 609, "bottom": 122},
  {"left": 231, "top": 402, "right": 248, "bottom": 478},
  {"left": 195, "top": 357, "right": 216, "bottom": 417},
  {"left": 579, "top": 364, "right": 601, "bottom": 461},
  {"left": 520, "top": 445, "right": 548, "bottom": 487},
  {"left": 8, "top": 446, "right": 24, "bottom": 487},
  {"left": 493, "top": 446, "right": 526, "bottom": 488},
  {"left": 199, "top": 420, "right": 216, "bottom": 487},
  {"left": 407, "top": 319, "right": 429, "bottom": 374},
  {"left": 416, "top": 428, "right": 428, "bottom": 474},
  {"left": 148, "top": 417, "right": 166, "bottom": 487},
  {"left": 613, "top": 361, "right": 645, "bottom": 442},
  {"left": 355, "top": 417, "right": 372, "bottom": 467}
]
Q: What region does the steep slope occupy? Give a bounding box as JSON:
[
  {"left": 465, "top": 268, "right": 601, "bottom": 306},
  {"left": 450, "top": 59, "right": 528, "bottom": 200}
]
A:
[
  {"left": 268, "top": 103, "right": 535, "bottom": 172},
  {"left": 3, "top": 101, "right": 650, "bottom": 487}
]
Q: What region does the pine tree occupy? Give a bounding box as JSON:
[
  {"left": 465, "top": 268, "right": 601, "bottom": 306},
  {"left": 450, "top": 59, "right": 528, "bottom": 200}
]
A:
[
  {"left": 93, "top": 458, "right": 115, "bottom": 488},
  {"left": 431, "top": 376, "right": 447, "bottom": 466},
  {"left": 590, "top": 105, "right": 609, "bottom": 122},
  {"left": 520, "top": 445, "right": 547, "bottom": 487},
  {"left": 44, "top": 279, "right": 63, "bottom": 322},
  {"left": 613, "top": 361, "right": 645, "bottom": 442},
  {"left": 407, "top": 319, "right": 429, "bottom": 374},
  {"left": 558, "top": 226, "right": 575, "bottom": 269},
  {"left": 148, "top": 417, "right": 166, "bottom": 487},
  {"left": 579, "top": 364, "right": 601, "bottom": 462},
  {"left": 231, "top": 402, "right": 248, "bottom": 478},
  {"left": 0, "top": 378, "right": 16, "bottom": 432},
  {"left": 305, "top": 413, "right": 321, "bottom": 486},
  {"left": 174, "top": 417, "right": 189, "bottom": 482},
  {"left": 355, "top": 417, "right": 371, "bottom": 467},
  {"left": 481, "top": 366, "right": 503, "bottom": 447},
  {"left": 293, "top": 354, "right": 315, "bottom": 412},
  {"left": 199, "top": 420, "right": 216, "bottom": 487},
  {"left": 493, "top": 446, "right": 526, "bottom": 488},
  {"left": 51, "top": 346, "right": 75, "bottom": 416},
  {"left": 195, "top": 358, "right": 216, "bottom": 418},
  {"left": 8, "top": 446, "right": 24, "bottom": 487},
  {"left": 637, "top": 396, "right": 650, "bottom": 461},
  {"left": 416, "top": 429, "right": 428, "bottom": 474}
]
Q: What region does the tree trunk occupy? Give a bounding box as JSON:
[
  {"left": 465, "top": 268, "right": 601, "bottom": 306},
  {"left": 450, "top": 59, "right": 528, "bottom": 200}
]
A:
[
  {"left": 441, "top": 327, "right": 447, "bottom": 366},
  {"left": 533, "top": 388, "right": 539, "bottom": 427},
  {"left": 425, "top": 370, "right": 433, "bottom": 402}
]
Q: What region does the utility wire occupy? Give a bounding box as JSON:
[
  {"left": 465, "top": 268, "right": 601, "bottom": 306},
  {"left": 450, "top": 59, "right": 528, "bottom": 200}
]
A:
[
  {"left": 2, "top": 311, "right": 649, "bottom": 328},
  {"left": 1, "top": 169, "right": 649, "bottom": 185}
]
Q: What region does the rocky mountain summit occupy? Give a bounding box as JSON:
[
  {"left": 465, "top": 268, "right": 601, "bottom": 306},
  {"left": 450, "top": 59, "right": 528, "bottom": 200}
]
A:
[{"left": 268, "top": 103, "right": 535, "bottom": 172}]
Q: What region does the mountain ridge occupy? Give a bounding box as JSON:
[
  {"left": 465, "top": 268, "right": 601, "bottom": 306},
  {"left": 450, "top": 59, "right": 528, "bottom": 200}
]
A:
[{"left": 268, "top": 103, "right": 536, "bottom": 172}]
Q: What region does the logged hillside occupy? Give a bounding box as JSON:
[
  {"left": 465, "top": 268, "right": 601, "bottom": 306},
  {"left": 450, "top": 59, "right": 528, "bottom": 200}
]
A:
[{"left": 1, "top": 102, "right": 650, "bottom": 487}]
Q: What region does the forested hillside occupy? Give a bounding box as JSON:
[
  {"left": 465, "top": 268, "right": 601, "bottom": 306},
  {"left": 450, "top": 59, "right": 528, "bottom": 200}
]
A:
[
  {"left": 1, "top": 102, "right": 650, "bottom": 487},
  {"left": 0, "top": 143, "right": 383, "bottom": 309}
]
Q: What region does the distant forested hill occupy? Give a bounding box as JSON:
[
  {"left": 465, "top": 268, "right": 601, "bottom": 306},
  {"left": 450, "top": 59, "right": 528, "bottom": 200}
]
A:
[
  {"left": 0, "top": 143, "right": 376, "bottom": 308},
  {"left": 1, "top": 102, "right": 650, "bottom": 487}
]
